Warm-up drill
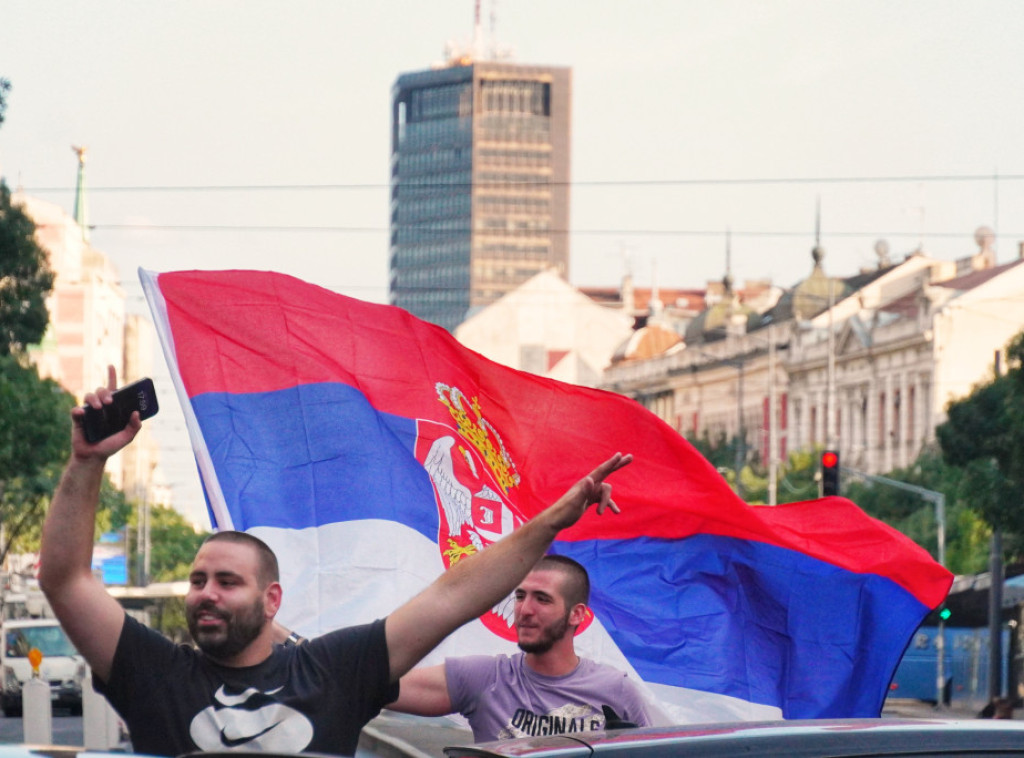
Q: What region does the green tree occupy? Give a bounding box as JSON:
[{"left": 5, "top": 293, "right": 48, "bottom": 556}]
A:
[
  {"left": 0, "top": 358, "right": 74, "bottom": 483},
  {"left": 687, "top": 432, "right": 820, "bottom": 504},
  {"left": 0, "top": 182, "right": 54, "bottom": 355},
  {"left": 841, "top": 446, "right": 991, "bottom": 574},
  {"left": 6, "top": 460, "right": 133, "bottom": 556},
  {"left": 936, "top": 333, "right": 1024, "bottom": 553},
  {"left": 1, "top": 78, "right": 54, "bottom": 355},
  {"left": 0, "top": 77, "right": 86, "bottom": 569},
  {"left": 0, "top": 358, "right": 76, "bottom": 563},
  {"left": 124, "top": 503, "right": 207, "bottom": 639},
  {"left": 744, "top": 447, "right": 820, "bottom": 505},
  {"left": 688, "top": 430, "right": 742, "bottom": 492},
  {"left": 687, "top": 429, "right": 733, "bottom": 469},
  {"left": 0, "top": 78, "right": 10, "bottom": 128},
  {"left": 141, "top": 503, "right": 208, "bottom": 582}
]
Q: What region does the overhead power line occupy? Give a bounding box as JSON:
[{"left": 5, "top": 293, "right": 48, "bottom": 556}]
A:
[
  {"left": 82, "top": 223, "right": 1024, "bottom": 239},
  {"left": 19, "top": 172, "right": 1024, "bottom": 194}
]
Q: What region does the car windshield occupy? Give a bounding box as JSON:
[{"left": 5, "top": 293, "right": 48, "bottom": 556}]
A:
[{"left": 5, "top": 626, "right": 77, "bottom": 658}]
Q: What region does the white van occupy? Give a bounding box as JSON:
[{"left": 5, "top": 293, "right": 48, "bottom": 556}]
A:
[{"left": 1, "top": 618, "right": 85, "bottom": 716}]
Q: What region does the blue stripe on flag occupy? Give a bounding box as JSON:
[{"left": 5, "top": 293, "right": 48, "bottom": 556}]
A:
[
  {"left": 191, "top": 384, "right": 439, "bottom": 538},
  {"left": 554, "top": 534, "right": 926, "bottom": 718}
]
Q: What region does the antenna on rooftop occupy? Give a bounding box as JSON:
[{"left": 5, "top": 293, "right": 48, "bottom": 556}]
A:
[
  {"left": 72, "top": 145, "right": 89, "bottom": 242},
  {"left": 814, "top": 196, "right": 821, "bottom": 248},
  {"left": 444, "top": 0, "right": 512, "bottom": 65},
  {"left": 725, "top": 227, "right": 732, "bottom": 276},
  {"left": 473, "top": 0, "right": 484, "bottom": 60},
  {"left": 490, "top": 0, "right": 498, "bottom": 59}
]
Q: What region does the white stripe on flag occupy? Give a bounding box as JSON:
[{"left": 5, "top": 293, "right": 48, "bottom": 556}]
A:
[
  {"left": 139, "top": 267, "right": 233, "bottom": 529},
  {"left": 254, "top": 521, "right": 773, "bottom": 725}
]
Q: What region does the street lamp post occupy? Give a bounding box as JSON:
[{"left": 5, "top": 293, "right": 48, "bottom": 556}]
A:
[
  {"left": 768, "top": 324, "right": 778, "bottom": 505},
  {"left": 734, "top": 359, "right": 745, "bottom": 498}
]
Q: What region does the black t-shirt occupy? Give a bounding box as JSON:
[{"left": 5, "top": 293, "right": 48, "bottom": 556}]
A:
[{"left": 95, "top": 614, "right": 397, "bottom": 756}]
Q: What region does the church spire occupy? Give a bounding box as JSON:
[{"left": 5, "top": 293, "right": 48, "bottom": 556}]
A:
[
  {"left": 811, "top": 196, "right": 824, "bottom": 270},
  {"left": 723, "top": 227, "right": 734, "bottom": 295},
  {"left": 72, "top": 145, "right": 88, "bottom": 242}
]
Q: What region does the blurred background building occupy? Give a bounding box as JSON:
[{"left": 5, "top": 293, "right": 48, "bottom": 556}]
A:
[
  {"left": 389, "top": 51, "right": 571, "bottom": 332},
  {"left": 14, "top": 148, "right": 168, "bottom": 506},
  {"left": 600, "top": 228, "right": 1024, "bottom": 497}
]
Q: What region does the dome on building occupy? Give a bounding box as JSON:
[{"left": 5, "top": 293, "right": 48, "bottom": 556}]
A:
[
  {"left": 683, "top": 297, "right": 759, "bottom": 345},
  {"left": 611, "top": 323, "right": 682, "bottom": 364}
]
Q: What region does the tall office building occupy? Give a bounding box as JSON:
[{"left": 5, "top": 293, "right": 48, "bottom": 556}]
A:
[{"left": 390, "top": 60, "right": 571, "bottom": 331}]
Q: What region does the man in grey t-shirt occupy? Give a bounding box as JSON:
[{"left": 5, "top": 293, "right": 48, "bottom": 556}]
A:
[{"left": 387, "top": 555, "right": 654, "bottom": 742}]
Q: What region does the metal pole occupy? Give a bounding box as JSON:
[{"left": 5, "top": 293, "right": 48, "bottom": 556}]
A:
[
  {"left": 936, "top": 493, "right": 946, "bottom": 569},
  {"left": 936, "top": 491, "right": 948, "bottom": 708},
  {"left": 734, "top": 360, "right": 745, "bottom": 498},
  {"left": 143, "top": 498, "right": 151, "bottom": 587},
  {"left": 827, "top": 278, "right": 837, "bottom": 449},
  {"left": 768, "top": 324, "right": 778, "bottom": 506},
  {"left": 990, "top": 530, "right": 1004, "bottom": 699},
  {"left": 936, "top": 618, "right": 947, "bottom": 708}
]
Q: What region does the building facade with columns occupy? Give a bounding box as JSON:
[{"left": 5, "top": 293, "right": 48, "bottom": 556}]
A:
[
  {"left": 788, "top": 253, "right": 1024, "bottom": 475},
  {"left": 601, "top": 231, "right": 1024, "bottom": 486}
]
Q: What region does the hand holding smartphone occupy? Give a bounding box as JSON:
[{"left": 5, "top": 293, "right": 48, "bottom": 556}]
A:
[{"left": 81, "top": 378, "right": 160, "bottom": 444}]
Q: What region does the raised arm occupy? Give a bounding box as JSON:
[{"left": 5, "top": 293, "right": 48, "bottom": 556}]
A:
[
  {"left": 38, "top": 367, "right": 142, "bottom": 682},
  {"left": 386, "top": 664, "right": 453, "bottom": 716},
  {"left": 383, "top": 452, "right": 632, "bottom": 681}
]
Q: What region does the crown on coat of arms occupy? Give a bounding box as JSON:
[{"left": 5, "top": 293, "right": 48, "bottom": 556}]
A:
[{"left": 436, "top": 382, "right": 520, "bottom": 493}]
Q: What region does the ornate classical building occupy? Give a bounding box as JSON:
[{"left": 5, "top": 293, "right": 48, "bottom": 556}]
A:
[{"left": 601, "top": 229, "right": 1024, "bottom": 489}]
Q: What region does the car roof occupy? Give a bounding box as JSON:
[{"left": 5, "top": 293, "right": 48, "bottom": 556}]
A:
[
  {"left": 0, "top": 749, "right": 136, "bottom": 758},
  {"left": 443, "top": 718, "right": 1024, "bottom": 758}
]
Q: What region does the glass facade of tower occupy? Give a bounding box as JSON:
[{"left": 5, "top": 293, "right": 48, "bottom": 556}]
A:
[{"left": 390, "top": 62, "right": 571, "bottom": 332}]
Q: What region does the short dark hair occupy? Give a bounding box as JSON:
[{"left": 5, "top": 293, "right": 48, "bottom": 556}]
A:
[
  {"left": 202, "top": 531, "right": 280, "bottom": 587},
  {"left": 534, "top": 555, "right": 590, "bottom": 608}
]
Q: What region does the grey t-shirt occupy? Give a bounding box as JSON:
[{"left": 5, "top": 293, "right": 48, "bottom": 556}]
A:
[{"left": 445, "top": 653, "right": 653, "bottom": 742}]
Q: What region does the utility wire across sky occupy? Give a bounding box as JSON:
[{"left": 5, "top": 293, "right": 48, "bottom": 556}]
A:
[{"left": 18, "top": 172, "right": 1024, "bottom": 194}]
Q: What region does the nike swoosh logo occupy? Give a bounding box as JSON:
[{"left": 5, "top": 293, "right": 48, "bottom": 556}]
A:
[{"left": 219, "top": 722, "right": 282, "bottom": 748}]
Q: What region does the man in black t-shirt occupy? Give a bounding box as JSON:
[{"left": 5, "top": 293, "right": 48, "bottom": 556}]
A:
[{"left": 38, "top": 368, "right": 632, "bottom": 756}]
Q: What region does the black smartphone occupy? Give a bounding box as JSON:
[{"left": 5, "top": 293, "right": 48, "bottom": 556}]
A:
[{"left": 82, "top": 377, "right": 160, "bottom": 444}]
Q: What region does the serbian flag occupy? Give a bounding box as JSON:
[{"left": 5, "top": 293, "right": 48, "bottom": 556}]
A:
[{"left": 141, "top": 268, "right": 951, "bottom": 724}]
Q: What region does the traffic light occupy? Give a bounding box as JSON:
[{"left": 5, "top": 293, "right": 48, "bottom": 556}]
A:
[
  {"left": 821, "top": 450, "right": 840, "bottom": 496},
  {"left": 939, "top": 606, "right": 952, "bottom": 622}
]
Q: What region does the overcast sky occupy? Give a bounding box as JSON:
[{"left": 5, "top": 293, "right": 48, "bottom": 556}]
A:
[{"left": 3, "top": 0, "right": 1023, "bottom": 525}]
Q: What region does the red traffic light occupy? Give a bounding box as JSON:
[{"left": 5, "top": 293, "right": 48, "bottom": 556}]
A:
[{"left": 821, "top": 450, "right": 840, "bottom": 496}]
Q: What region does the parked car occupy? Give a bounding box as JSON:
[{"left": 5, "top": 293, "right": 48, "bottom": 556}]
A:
[
  {"left": 1, "top": 619, "right": 85, "bottom": 717},
  {"left": 443, "top": 719, "right": 1024, "bottom": 758}
]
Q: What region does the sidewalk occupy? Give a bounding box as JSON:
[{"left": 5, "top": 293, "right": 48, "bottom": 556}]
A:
[{"left": 883, "top": 698, "right": 1021, "bottom": 720}]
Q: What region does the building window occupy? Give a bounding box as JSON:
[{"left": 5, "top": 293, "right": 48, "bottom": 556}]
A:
[
  {"left": 908, "top": 386, "right": 916, "bottom": 444},
  {"left": 892, "top": 389, "right": 901, "bottom": 443},
  {"left": 879, "top": 392, "right": 886, "bottom": 446},
  {"left": 480, "top": 80, "right": 551, "bottom": 116}
]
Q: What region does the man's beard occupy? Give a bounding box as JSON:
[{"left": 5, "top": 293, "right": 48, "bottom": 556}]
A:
[
  {"left": 517, "top": 613, "right": 571, "bottom": 655},
  {"left": 187, "top": 597, "right": 266, "bottom": 660}
]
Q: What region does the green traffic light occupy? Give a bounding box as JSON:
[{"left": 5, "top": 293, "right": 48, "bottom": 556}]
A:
[{"left": 939, "top": 607, "right": 951, "bottom": 621}]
